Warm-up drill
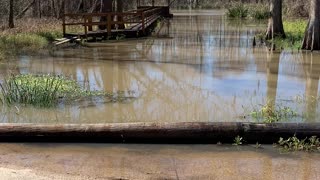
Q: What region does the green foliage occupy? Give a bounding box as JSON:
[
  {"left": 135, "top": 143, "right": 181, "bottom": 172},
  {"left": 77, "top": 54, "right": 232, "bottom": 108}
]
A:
[
  {"left": 0, "top": 74, "right": 137, "bottom": 108},
  {"left": 0, "top": 74, "right": 70, "bottom": 107},
  {"left": 227, "top": 2, "right": 249, "bottom": 18},
  {"left": 0, "top": 74, "right": 87, "bottom": 107},
  {"left": 233, "top": 136, "right": 243, "bottom": 146},
  {"left": 277, "top": 135, "right": 320, "bottom": 152},
  {"left": 250, "top": 104, "right": 298, "bottom": 123},
  {"left": 283, "top": 20, "right": 307, "bottom": 48},
  {"left": 0, "top": 34, "right": 48, "bottom": 55}
]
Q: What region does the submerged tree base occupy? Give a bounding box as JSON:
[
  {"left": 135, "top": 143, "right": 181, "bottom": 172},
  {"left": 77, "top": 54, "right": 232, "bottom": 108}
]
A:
[{"left": 0, "top": 74, "right": 137, "bottom": 108}]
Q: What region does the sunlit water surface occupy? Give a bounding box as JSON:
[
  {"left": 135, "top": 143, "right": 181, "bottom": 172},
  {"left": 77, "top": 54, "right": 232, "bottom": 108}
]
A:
[{"left": 1, "top": 11, "right": 320, "bottom": 123}]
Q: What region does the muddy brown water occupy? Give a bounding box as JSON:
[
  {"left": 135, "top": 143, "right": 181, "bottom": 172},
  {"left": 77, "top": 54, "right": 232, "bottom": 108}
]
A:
[{"left": 0, "top": 11, "right": 320, "bottom": 123}]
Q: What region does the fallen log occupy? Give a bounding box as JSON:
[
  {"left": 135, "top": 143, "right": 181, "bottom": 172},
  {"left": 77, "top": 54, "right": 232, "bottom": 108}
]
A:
[{"left": 0, "top": 122, "right": 319, "bottom": 143}]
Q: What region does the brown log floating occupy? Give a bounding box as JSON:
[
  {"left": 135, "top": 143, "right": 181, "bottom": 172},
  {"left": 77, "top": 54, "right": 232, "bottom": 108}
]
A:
[{"left": 0, "top": 122, "right": 319, "bottom": 143}]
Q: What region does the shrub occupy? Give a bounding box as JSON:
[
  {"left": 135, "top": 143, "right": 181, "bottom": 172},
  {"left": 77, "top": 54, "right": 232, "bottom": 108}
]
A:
[{"left": 227, "top": 2, "right": 249, "bottom": 18}]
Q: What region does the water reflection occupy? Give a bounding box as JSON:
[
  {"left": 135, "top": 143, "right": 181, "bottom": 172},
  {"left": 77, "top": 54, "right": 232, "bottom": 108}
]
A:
[{"left": 0, "top": 11, "right": 320, "bottom": 123}]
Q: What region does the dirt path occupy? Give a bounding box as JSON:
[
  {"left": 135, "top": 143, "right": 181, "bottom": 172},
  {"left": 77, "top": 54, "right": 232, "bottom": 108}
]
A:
[{"left": 0, "top": 143, "right": 319, "bottom": 180}]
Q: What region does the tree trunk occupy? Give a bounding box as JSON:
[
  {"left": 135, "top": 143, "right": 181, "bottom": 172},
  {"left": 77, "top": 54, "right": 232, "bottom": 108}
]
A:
[
  {"left": 302, "top": 0, "right": 320, "bottom": 50},
  {"left": 265, "top": 0, "right": 286, "bottom": 39},
  {"left": 9, "top": 0, "right": 14, "bottom": 28}
]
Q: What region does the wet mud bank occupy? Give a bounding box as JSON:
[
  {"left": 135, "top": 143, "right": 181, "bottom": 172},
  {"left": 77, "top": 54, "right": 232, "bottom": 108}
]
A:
[{"left": 0, "top": 122, "right": 319, "bottom": 143}]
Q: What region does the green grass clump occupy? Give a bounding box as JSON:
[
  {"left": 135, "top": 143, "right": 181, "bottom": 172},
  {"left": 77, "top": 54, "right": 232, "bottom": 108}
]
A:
[
  {"left": 0, "top": 34, "right": 48, "bottom": 54},
  {"left": 277, "top": 135, "right": 320, "bottom": 152},
  {"left": 250, "top": 104, "right": 298, "bottom": 123},
  {"left": 227, "top": 2, "right": 249, "bottom": 18},
  {"left": 0, "top": 74, "right": 79, "bottom": 107},
  {"left": 0, "top": 74, "right": 137, "bottom": 108}
]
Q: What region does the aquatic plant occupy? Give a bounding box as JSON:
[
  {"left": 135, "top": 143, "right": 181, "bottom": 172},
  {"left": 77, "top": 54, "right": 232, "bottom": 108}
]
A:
[
  {"left": 227, "top": 2, "right": 249, "bottom": 18},
  {"left": 250, "top": 104, "right": 298, "bottom": 123},
  {"left": 233, "top": 136, "right": 243, "bottom": 146},
  {"left": 0, "top": 74, "right": 77, "bottom": 107},
  {"left": 277, "top": 135, "right": 320, "bottom": 152},
  {"left": 0, "top": 74, "right": 137, "bottom": 108}
]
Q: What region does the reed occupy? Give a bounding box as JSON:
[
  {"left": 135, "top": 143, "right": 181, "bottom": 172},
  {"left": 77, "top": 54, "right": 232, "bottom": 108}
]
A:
[
  {"left": 0, "top": 74, "right": 137, "bottom": 108},
  {"left": 0, "top": 74, "right": 79, "bottom": 107}
]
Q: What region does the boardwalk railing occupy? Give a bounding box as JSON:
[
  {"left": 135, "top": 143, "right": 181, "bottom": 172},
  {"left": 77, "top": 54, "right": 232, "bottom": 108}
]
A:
[{"left": 62, "top": 7, "right": 166, "bottom": 38}]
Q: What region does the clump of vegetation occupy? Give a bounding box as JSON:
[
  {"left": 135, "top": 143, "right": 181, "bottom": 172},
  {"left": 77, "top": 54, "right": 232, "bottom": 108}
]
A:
[
  {"left": 250, "top": 104, "right": 298, "bottom": 123},
  {"left": 0, "top": 74, "right": 79, "bottom": 107},
  {"left": 256, "top": 20, "right": 307, "bottom": 49},
  {"left": 227, "top": 2, "right": 249, "bottom": 18},
  {"left": 283, "top": 20, "right": 307, "bottom": 48},
  {"left": 277, "top": 135, "right": 320, "bottom": 152},
  {"left": 248, "top": 4, "right": 269, "bottom": 20},
  {"left": 0, "top": 74, "right": 136, "bottom": 108},
  {"left": 227, "top": 3, "right": 269, "bottom": 20},
  {"left": 233, "top": 135, "right": 243, "bottom": 146},
  {"left": 0, "top": 34, "right": 48, "bottom": 55}
]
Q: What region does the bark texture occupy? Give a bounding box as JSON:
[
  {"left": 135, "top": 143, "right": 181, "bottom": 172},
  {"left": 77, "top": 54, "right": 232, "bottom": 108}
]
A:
[
  {"left": 265, "top": 0, "right": 286, "bottom": 39},
  {"left": 302, "top": 0, "right": 320, "bottom": 50}
]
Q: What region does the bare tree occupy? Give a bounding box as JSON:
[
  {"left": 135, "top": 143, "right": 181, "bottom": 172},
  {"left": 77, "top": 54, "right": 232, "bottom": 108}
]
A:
[
  {"left": 265, "top": 0, "right": 285, "bottom": 39},
  {"left": 302, "top": 0, "right": 320, "bottom": 50}
]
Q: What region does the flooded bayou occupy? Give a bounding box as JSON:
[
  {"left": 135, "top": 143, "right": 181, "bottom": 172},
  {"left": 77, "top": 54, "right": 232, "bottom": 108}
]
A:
[{"left": 1, "top": 11, "right": 320, "bottom": 123}]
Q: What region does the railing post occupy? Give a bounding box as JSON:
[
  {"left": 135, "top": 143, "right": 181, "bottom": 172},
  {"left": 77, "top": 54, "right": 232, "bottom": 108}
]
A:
[
  {"left": 62, "top": 14, "right": 66, "bottom": 37},
  {"left": 141, "top": 12, "right": 145, "bottom": 35},
  {"left": 107, "top": 14, "right": 112, "bottom": 37},
  {"left": 84, "top": 15, "right": 87, "bottom": 39},
  {"left": 88, "top": 16, "right": 93, "bottom": 31}
]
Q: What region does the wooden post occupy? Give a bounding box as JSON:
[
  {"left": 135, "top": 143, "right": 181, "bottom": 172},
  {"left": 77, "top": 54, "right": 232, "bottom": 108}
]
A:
[
  {"left": 107, "top": 13, "right": 112, "bottom": 36},
  {"left": 141, "top": 12, "right": 145, "bottom": 35},
  {"left": 62, "top": 14, "right": 66, "bottom": 37},
  {"left": 84, "top": 15, "right": 88, "bottom": 39},
  {"left": 152, "top": 0, "right": 155, "bottom": 6},
  {"left": 88, "top": 16, "right": 93, "bottom": 31}
]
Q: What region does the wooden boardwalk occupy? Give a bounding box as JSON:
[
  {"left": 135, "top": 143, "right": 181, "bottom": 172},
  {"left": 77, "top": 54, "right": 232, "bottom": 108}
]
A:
[{"left": 62, "top": 6, "right": 172, "bottom": 40}]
